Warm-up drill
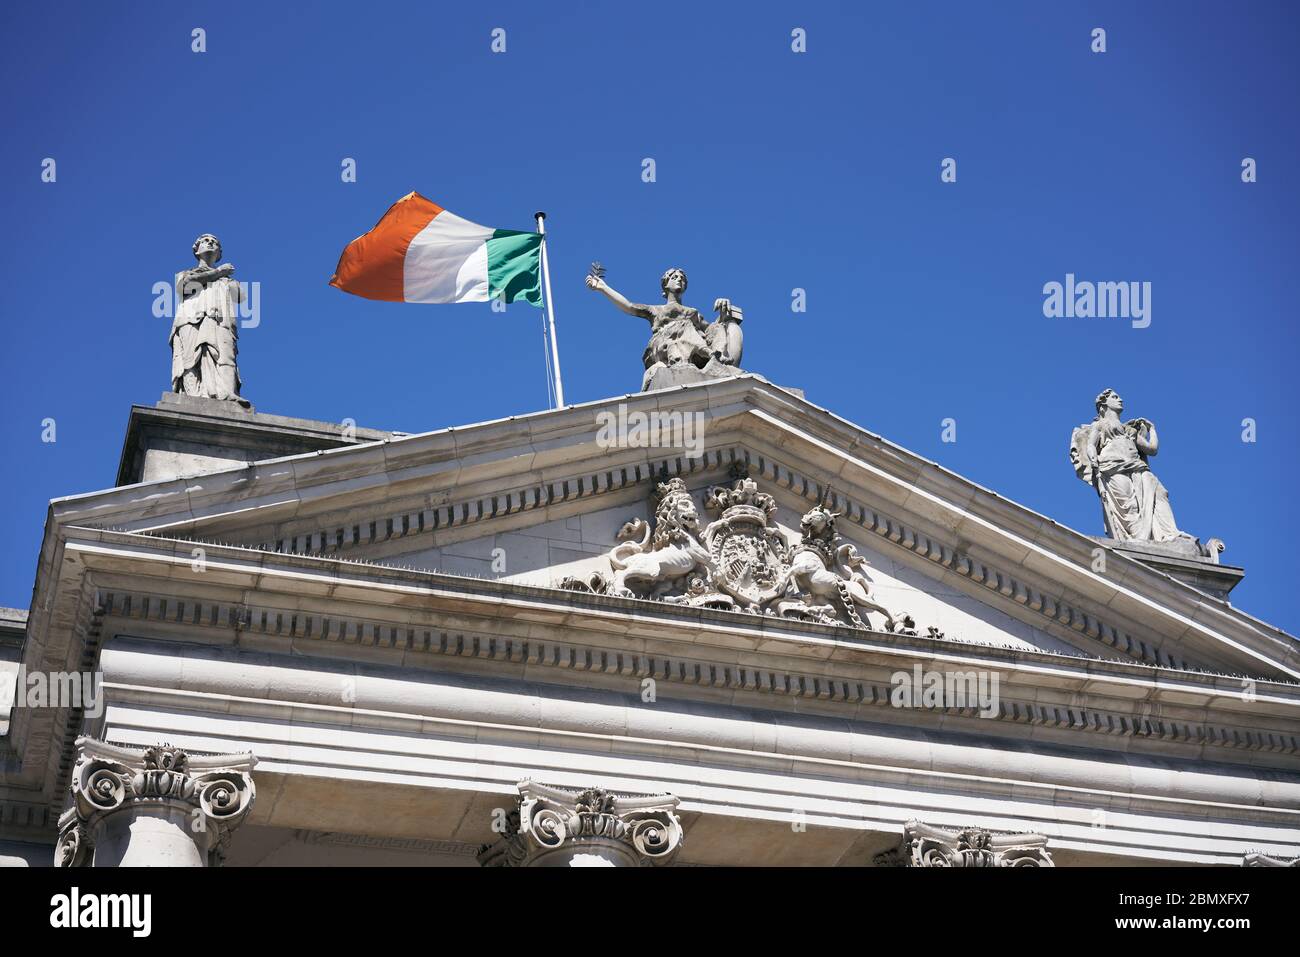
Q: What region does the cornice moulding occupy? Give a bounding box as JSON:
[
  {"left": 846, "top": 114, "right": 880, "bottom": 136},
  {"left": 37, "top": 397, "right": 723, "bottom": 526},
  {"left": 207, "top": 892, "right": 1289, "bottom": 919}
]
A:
[
  {"left": 61, "top": 529, "right": 1300, "bottom": 707},
  {"left": 35, "top": 380, "right": 1297, "bottom": 682}
]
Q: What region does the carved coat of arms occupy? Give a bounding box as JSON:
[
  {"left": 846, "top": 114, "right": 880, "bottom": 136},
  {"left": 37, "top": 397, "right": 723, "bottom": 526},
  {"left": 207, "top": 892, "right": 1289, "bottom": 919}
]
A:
[
  {"left": 561, "top": 468, "right": 914, "bottom": 634},
  {"left": 702, "top": 477, "right": 787, "bottom": 611}
]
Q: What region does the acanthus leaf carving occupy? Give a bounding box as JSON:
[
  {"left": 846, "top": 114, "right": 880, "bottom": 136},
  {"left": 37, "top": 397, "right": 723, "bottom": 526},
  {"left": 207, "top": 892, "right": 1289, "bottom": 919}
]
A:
[
  {"left": 1243, "top": 852, "right": 1300, "bottom": 867},
  {"left": 56, "top": 737, "right": 256, "bottom": 868},
  {"left": 478, "top": 781, "right": 683, "bottom": 867},
  {"left": 890, "top": 820, "right": 1055, "bottom": 868}
]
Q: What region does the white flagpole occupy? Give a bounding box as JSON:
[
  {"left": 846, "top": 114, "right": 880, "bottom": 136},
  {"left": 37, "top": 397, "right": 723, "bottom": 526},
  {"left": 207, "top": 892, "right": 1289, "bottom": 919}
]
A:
[{"left": 534, "top": 211, "right": 565, "bottom": 407}]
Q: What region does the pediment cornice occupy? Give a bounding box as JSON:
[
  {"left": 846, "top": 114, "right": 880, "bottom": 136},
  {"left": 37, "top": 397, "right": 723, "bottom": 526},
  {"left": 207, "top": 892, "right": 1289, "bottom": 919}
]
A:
[
  {"left": 9, "top": 521, "right": 1300, "bottom": 839},
  {"left": 35, "top": 376, "right": 1300, "bottom": 682},
  {"left": 53, "top": 528, "right": 1300, "bottom": 726}
]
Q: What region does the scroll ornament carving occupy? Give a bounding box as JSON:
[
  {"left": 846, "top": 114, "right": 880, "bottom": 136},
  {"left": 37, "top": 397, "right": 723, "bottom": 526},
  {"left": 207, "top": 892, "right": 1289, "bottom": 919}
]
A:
[
  {"left": 562, "top": 469, "right": 914, "bottom": 634},
  {"left": 1243, "top": 852, "right": 1300, "bottom": 867},
  {"left": 885, "top": 820, "right": 1055, "bottom": 868},
  {"left": 478, "top": 782, "right": 683, "bottom": 867},
  {"left": 56, "top": 738, "right": 256, "bottom": 867}
]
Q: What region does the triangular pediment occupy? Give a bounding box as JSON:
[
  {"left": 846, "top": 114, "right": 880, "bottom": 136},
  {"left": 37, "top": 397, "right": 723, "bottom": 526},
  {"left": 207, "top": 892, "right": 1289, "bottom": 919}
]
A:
[
  {"left": 361, "top": 478, "right": 1094, "bottom": 660},
  {"left": 48, "top": 375, "right": 1300, "bottom": 681}
]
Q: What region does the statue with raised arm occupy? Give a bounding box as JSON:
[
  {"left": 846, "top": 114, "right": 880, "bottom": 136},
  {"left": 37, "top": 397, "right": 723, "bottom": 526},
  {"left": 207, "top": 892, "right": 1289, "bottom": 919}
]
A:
[
  {"left": 586, "top": 263, "right": 744, "bottom": 391},
  {"left": 1069, "top": 389, "right": 1199, "bottom": 548},
  {"left": 169, "top": 233, "right": 247, "bottom": 405}
]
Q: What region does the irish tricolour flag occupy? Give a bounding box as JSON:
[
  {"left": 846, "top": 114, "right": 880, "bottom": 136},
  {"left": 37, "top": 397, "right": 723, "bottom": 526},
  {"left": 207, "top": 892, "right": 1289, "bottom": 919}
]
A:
[{"left": 330, "top": 192, "right": 543, "bottom": 307}]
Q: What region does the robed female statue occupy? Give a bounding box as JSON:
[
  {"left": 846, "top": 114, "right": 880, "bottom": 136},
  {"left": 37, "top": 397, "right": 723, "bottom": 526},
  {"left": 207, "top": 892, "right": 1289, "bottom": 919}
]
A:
[
  {"left": 586, "top": 265, "right": 743, "bottom": 390},
  {"left": 170, "top": 233, "right": 245, "bottom": 403},
  {"left": 1069, "top": 389, "right": 1196, "bottom": 545}
]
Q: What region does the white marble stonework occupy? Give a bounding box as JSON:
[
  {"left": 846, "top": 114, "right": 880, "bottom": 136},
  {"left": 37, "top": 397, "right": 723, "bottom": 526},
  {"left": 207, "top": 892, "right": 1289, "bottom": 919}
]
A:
[
  {"left": 55, "top": 738, "right": 255, "bottom": 867},
  {"left": 1, "top": 374, "right": 1298, "bottom": 866}
]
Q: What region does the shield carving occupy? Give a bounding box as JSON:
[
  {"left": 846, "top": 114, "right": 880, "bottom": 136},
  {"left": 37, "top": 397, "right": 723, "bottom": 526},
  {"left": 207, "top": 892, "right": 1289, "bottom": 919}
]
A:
[{"left": 703, "top": 476, "right": 789, "bottom": 611}]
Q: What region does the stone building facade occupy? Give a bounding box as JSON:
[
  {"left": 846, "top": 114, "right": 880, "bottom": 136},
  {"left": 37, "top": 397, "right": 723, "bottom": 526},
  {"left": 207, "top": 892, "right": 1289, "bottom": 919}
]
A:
[{"left": 2, "top": 376, "right": 1299, "bottom": 866}]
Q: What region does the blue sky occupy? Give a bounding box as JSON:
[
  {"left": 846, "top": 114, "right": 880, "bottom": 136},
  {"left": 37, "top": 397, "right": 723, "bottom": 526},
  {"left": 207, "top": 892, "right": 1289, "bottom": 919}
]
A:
[{"left": 2, "top": 1, "right": 1297, "bottom": 633}]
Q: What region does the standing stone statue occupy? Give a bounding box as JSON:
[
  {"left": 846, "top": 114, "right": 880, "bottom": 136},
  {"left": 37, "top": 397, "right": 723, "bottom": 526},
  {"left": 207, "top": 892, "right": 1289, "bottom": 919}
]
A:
[
  {"left": 169, "top": 233, "right": 247, "bottom": 404},
  {"left": 586, "top": 263, "right": 744, "bottom": 390},
  {"left": 1069, "top": 389, "right": 1201, "bottom": 550}
]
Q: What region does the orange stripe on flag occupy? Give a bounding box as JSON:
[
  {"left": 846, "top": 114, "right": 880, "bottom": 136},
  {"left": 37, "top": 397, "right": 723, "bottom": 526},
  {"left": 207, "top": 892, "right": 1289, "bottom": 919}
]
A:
[{"left": 330, "top": 191, "right": 443, "bottom": 301}]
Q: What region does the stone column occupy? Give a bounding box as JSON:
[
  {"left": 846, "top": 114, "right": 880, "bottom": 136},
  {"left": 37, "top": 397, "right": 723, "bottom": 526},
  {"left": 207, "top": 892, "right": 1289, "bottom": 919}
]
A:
[
  {"left": 478, "top": 781, "right": 683, "bottom": 867},
  {"left": 55, "top": 736, "right": 256, "bottom": 868},
  {"left": 876, "top": 820, "right": 1054, "bottom": 867}
]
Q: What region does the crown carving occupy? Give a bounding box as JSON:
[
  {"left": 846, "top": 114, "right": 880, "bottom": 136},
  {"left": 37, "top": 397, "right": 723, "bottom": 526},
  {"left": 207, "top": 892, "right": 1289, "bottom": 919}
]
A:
[{"left": 704, "top": 476, "right": 776, "bottom": 524}]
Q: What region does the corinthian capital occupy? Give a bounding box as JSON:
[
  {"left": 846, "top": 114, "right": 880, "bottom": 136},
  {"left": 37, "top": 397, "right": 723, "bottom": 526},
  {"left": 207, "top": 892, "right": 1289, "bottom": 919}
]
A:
[
  {"left": 479, "top": 781, "right": 683, "bottom": 867},
  {"left": 883, "top": 820, "right": 1054, "bottom": 868},
  {"left": 56, "top": 736, "right": 256, "bottom": 867}
]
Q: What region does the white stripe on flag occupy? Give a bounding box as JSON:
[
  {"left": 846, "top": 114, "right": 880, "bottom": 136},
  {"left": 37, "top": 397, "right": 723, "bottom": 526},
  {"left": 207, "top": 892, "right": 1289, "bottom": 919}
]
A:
[
  {"left": 403, "top": 210, "right": 493, "bottom": 303},
  {"left": 453, "top": 243, "right": 489, "bottom": 302}
]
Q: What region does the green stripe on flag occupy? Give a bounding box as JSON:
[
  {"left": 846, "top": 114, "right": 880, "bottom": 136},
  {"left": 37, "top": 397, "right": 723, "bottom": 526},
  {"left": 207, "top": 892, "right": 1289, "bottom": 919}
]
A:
[{"left": 486, "top": 230, "right": 543, "bottom": 307}]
